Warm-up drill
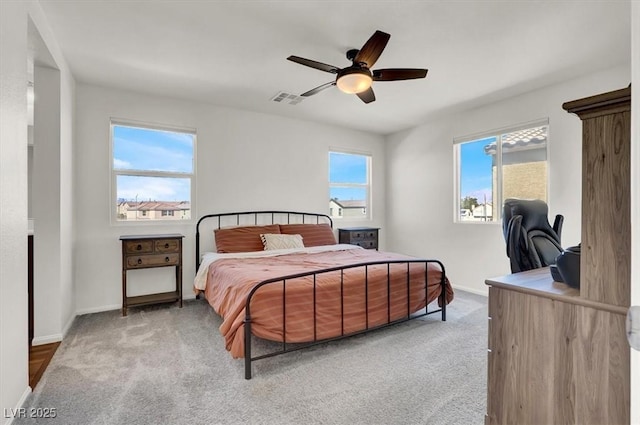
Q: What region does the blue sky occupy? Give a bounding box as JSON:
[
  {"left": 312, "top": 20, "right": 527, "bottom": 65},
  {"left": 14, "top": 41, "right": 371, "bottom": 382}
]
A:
[
  {"left": 459, "top": 136, "right": 494, "bottom": 203},
  {"left": 329, "top": 152, "right": 368, "bottom": 201},
  {"left": 114, "top": 125, "right": 194, "bottom": 202}
]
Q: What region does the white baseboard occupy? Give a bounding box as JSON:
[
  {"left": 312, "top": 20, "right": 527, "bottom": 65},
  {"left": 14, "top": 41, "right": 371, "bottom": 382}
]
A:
[
  {"left": 31, "top": 334, "right": 62, "bottom": 346},
  {"left": 75, "top": 303, "right": 121, "bottom": 316},
  {"left": 75, "top": 294, "right": 197, "bottom": 316},
  {"left": 453, "top": 285, "right": 488, "bottom": 297},
  {"left": 3, "top": 386, "right": 32, "bottom": 425},
  {"left": 31, "top": 313, "right": 75, "bottom": 347}
]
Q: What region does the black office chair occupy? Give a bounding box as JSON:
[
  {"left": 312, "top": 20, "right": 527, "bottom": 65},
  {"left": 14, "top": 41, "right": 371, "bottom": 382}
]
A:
[{"left": 503, "top": 198, "right": 564, "bottom": 273}]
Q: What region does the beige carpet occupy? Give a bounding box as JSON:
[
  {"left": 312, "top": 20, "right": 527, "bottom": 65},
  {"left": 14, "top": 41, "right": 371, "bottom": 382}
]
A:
[{"left": 17, "top": 290, "right": 487, "bottom": 425}]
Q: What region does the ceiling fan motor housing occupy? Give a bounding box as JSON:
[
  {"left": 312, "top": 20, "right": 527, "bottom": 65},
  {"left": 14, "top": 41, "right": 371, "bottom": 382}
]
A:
[
  {"left": 346, "top": 49, "right": 360, "bottom": 62},
  {"left": 337, "top": 66, "right": 372, "bottom": 79}
]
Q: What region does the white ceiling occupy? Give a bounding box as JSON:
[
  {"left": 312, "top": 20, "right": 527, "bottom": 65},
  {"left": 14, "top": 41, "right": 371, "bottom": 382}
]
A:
[{"left": 38, "top": 0, "right": 631, "bottom": 135}]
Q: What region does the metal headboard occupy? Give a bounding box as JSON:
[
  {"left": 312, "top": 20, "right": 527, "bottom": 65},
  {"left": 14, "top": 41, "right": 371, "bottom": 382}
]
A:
[{"left": 195, "top": 211, "right": 333, "bottom": 271}]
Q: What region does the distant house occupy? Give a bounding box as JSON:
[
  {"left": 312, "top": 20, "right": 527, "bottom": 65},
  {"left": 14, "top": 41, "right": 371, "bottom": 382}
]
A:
[
  {"left": 329, "top": 198, "right": 366, "bottom": 218},
  {"left": 117, "top": 201, "right": 191, "bottom": 220},
  {"left": 472, "top": 203, "right": 493, "bottom": 221},
  {"left": 484, "top": 126, "right": 548, "bottom": 220}
]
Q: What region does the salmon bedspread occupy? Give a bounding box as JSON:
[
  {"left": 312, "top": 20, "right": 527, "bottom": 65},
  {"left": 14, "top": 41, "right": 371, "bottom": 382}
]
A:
[{"left": 197, "top": 245, "right": 454, "bottom": 358}]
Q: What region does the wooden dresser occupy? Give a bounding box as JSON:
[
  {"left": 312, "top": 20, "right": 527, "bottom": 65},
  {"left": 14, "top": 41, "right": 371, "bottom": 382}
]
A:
[
  {"left": 120, "top": 234, "right": 184, "bottom": 316},
  {"left": 338, "top": 227, "right": 379, "bottom": 250},
  {"left": 485, "top": 87, "right": 631, "bottom": 425},
  {"left": 486, "top": 268, "right": 629, "bottom": 425}
]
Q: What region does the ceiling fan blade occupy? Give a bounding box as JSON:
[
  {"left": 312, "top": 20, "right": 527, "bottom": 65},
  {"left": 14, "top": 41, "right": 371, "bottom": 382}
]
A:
[
  {"left": 354, "top": 30, "right": 390, "bottom": 68},
  {"left": 356, "top": 87, "right": 376, "bottom": 104},
  {"left": 287, "top": 56, "right": 340, "bottom": 74},
  {"left": 300, "top": 81, "right": 336, "bottom": 97},
  {"left": 372, "top": 68, "right": 428, "bottom": 81}
]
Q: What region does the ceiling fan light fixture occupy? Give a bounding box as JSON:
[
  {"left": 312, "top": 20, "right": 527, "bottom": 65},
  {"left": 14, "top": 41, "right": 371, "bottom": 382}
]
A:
[{"left": 336, "top": 68, "right": 372, "bottom": 94}]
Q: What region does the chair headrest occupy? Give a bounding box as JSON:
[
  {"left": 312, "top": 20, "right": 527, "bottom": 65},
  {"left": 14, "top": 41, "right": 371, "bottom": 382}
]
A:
[{"left": 503, "top": 198, "right": 559, "bottom": 242}]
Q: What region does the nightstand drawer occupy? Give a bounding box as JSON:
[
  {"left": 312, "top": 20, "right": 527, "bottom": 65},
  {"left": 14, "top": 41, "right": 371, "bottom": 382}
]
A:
[
  {"left": 348, "top": 231, "right": 378, "bottom": 241},
  {"left": 338, "top": 227, "right": 380, "bottom": 250},
  {"left": 124, "top": 240, "right": 154, "bottom": 254},
  {"left": 155, "top": 239, "right": 180, "bottom": 253},
  {"left": 126, "top": 253, "right": 180, "bottom": 268},
  {"left": 354, "top": 240, "right": 378, "bottom": 249}
]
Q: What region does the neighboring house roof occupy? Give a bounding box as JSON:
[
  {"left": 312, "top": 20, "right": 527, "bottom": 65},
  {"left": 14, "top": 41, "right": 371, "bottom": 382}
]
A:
[
  {"left": 120, "top": 201, "right": 190, "bottom": 211},
  {"left": 484, "top": 126, "right": 547, "bottom": 155},
  {"left": 330, "top": 198, "right": 366, "bottom": 208}
]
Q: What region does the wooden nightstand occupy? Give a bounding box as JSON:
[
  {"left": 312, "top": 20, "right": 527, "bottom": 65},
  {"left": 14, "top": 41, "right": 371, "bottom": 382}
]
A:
[
  {"left": 338, "top": 227, "right": 379, "bottom": 250},
  {"left": 120, "top": 234, "right": 184, "bottom": 316}
]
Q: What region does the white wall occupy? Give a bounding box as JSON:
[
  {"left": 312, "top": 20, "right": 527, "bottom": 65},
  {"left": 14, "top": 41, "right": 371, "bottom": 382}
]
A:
[
  {"left": 28, "top": 6, "right": 77, "bottom": 346},
  {"left": 74, "top": 84, "right": 385, "bottom": 313},
  {"left": 0, "top": 1, "right": 30, "bottom": 421},
  {"left": 58, "top": 44, "right": 76, "bottom": 341},
  {"left": 32, "top": 65, "right": 62, "bottom": 343},
  {"left": 0, "top": 2, "right": 75, "bottom": 421},
  {"left": 385, "top": 65, "right": 630, "bottom": 295}
]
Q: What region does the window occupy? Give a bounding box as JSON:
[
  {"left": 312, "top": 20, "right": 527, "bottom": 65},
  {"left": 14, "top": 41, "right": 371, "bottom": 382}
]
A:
[
  {"left": 329, "top": 151, "right": 371, "bottom": 219},
  {"left": 111, "top": 121, "right": 195, "bottom": 222},
  {"left": 454, "top": 121, "right": 548, "bottom": 222}
]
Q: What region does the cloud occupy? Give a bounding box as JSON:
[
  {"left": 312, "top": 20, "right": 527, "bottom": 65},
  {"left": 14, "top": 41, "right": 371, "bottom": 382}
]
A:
[
  {"left": 162, "top": 131, "right": 195, "bottom": 145},
  {"left": 113, "top": 158, "right": 132, "bottom": 169},
  {"left": 113, "top": 136, "right": 193, "bottom": 173}
]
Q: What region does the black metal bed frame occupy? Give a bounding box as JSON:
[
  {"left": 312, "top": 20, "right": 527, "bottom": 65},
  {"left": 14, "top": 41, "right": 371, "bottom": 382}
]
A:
[{"left": 196, "top": 211, "right": 447, "bottom": 379}]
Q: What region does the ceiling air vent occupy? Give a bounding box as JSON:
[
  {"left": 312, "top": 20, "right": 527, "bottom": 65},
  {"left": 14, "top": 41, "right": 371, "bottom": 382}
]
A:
[{"left": 271, "top": 92, "right": 305, "bottom": 105}]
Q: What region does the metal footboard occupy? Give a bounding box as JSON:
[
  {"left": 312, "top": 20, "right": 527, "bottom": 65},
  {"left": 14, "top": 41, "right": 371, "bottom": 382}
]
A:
[{"left": 243, "top": 259, "right": 447, "bottom": 379}]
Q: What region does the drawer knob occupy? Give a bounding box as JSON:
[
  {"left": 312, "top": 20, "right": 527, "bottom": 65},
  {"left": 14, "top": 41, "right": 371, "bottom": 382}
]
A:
[
  {"left": 165, "top": 257, "right": 170, "bottom": 262},
  {"left": 136, "top": 244, "right": 142, "bottom": 251},
  {"left": 137, "top": 259, "right": 142, "bottom": 265},
  {"left": 164, "top": 243, "right": 169, "bottom": 249}
]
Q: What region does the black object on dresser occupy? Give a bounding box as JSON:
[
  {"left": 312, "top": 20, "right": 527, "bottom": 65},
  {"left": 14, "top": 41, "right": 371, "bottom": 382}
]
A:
[
  {"left": 338, "top": 227, "right": 379, "bottom": 250},
  {"left": 120, "top": 234, "right": 184, "bottom": 316}
]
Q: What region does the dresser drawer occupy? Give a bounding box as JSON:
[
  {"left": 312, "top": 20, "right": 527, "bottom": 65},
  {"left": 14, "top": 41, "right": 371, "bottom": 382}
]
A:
[
  {"left": 124, "top": 240, "right": 154, "bottom": 254},
  {"left": 155, "top": 239, "right": 180, "bottom": 253},
  {"left": 126, "top": 253, "right": 180, "bottom": 268}
]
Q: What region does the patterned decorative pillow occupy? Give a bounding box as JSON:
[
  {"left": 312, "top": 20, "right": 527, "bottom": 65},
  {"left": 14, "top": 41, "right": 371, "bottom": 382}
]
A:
[
  {"left": 260, "top": 233, "right": 304, "bottom": 250},
  {"left": 214, "top": 224, "right": 281, "bottom": 253},
  {"left": 278, "top": 223, "right": 336, "bottom": 247}
]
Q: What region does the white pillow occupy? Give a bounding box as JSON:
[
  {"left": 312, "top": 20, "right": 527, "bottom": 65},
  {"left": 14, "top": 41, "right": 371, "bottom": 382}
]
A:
[{"left": 260, "top": 233, "right": 304, "bottom": 250}]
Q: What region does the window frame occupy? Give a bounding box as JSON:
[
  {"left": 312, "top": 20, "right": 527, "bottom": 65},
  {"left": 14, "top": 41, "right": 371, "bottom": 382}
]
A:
[
  {"left": 110, "top": 119, "right": 197, "bottom": 225},
  {"left": 453, "top": 118, "right": 549, "bottom": 224},
  {"left": 328, "top": 148, "right": 372, "bottom": 220}
]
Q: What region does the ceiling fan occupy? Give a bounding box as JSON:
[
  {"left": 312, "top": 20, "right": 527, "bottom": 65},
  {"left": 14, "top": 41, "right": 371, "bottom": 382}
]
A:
[{"left": 287, "top": 30, "right": 428, "bottom": 104}]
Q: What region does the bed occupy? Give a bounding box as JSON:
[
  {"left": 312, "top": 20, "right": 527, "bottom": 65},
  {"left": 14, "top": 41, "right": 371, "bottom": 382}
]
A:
[{"left": 194, "top": 211, "right": 454, "bottom": 379}]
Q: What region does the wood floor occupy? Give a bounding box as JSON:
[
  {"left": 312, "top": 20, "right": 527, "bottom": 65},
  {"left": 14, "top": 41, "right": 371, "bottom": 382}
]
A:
[{"left": 29, "top": 342, "right": 60, "bottom": 389}]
